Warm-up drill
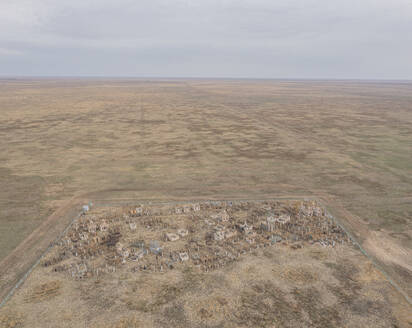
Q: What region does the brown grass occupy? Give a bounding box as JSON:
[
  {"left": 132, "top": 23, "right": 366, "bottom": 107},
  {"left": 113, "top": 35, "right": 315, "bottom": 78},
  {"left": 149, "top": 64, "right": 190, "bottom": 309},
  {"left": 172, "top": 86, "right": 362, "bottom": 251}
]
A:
[
  {"left": 24, "top": 280, "right": 62, "bottom": 303},
  {"left": 0, "top": 312, "right": 24, "bottom": 328},
  {"left": 1, "top": 216, "right": 410, "bottom": 327},
  {"left": 278, "top": 267, "right": 319, "bottom": 285},
  {"left": 0, "top": 79, "right": 411, "bottom": 308}
]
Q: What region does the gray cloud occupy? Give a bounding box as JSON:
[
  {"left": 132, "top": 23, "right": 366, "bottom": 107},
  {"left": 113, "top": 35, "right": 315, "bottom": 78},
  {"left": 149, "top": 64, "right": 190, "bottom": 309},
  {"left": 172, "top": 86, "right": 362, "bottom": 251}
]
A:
[{"left": 0, "top": 0, "right": 411, "bottom": 78}]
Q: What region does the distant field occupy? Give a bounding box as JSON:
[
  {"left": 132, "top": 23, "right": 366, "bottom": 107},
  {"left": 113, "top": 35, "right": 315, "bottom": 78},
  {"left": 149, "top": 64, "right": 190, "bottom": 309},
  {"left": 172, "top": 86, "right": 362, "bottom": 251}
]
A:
[{"left": 0, "top": 79, "right": 411, "bottom": 298}]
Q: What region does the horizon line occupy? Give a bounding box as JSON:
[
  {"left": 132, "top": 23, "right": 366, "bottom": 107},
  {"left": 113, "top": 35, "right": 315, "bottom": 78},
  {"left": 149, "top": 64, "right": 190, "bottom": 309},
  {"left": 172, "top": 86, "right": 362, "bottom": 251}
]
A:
[{"left": 0, "top": 75, "right": 412, "bottom": 83}]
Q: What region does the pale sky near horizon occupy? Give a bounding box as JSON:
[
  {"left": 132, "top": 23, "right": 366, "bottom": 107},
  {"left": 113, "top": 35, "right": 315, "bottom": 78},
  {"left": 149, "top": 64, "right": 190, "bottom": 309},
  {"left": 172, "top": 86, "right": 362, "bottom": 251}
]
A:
[{"left": 0, "top": 0, "right": 411, "bottom": 79}]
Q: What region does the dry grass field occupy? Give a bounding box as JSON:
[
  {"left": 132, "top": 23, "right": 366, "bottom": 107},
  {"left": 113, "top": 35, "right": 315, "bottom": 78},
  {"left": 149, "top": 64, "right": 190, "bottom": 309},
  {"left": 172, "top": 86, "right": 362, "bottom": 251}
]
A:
[
  {"left": 0, "top": 78, "right": 411, "bottom": 309},
  {"left": 0, "top": 201, "right": 411, "bottom": 328}
]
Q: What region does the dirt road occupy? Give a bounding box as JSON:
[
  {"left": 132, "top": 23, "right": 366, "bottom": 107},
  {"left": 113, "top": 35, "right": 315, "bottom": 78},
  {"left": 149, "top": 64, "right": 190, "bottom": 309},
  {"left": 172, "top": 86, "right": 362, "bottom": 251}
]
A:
[{"left": 0, "top": 195, "right": 85, "bottom": 306}]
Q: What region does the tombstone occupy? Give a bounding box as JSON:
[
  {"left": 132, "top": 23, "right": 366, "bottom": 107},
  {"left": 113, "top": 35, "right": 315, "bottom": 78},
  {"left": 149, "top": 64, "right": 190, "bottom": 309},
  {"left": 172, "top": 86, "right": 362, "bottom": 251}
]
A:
[
  {"left": 82, "top": 205, "right": 90, "bottom": 213},
  {"left": 149, "top": 240, "right": 162, "bottom": 255},
  {"left": 239, "top": 222, "right": 253, "bottom": 234},
  {"left": 177, "top": 229, "right": 189, "bottom": 237},
  {"left": 79, "top": 232, "right": 88, "bottom": 241},
  {"left": 270, "top": 235, "right": 282, "bottom": 244},
  {"left": 214, "top": 230, "right": 225, "bottom": 241},
  {"left": 88, "top": 222, "right": 97, "bottom": 233},
  {"left": 275, "top": 214, "right": 290, "bottom": 225},
  {"left": 100, "top": 220, "right": 109, "bottom": 232},
  {"left": 219, "top": 210, "right": 229, "bottom": 222},
  {"left": 264, "top": 216, "right": 277, "bottom": 231},
  {"left": 129, "top": 222, "right": 137, "bottom": 231},
  {"left": 179, "top": 252, "right": 189, "bottom": 261},
  {"left": 225, "top": 229, "right": 237, "bottom": 239},
  {"left": 300, "top": 205, "right": 313, "bottom": 217},
  {"left": 165, "top": 232, "right": 180, "bottom": 242},
  {"left": 113, "top": 245, "right": 122, "bottom": 258},
  {"left": 132, "top": 240, "right": 145, "bottom": 249},
  {"left": 261, "top": 221, "right": 269, "bottom": 231},
  {"left": 204, "top": 219, "right": 214, "bottom": 226},
  {"left": 136, "top": 249, "right": 146, "bottom": 259},
  {"left": 246, "top": 236, "right": 255, "bottom": 244},
  {"left": 314, "top": 206, "right": 323, "bottom": 216},
  {"left": 135, "top": 207, "right": 143, "bottom": 216},
  {"left": 215, "top": 224, "right": 225, "bottom": 231},
  {"left": 122, "top": 249, "right": 130, "bottom": 258}
]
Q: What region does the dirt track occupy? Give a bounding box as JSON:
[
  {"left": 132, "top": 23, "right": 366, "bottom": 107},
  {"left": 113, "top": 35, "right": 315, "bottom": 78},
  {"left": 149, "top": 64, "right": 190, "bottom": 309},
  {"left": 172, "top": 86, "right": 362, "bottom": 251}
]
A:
[
  {"left": 0, "top": 194, "right": 86, "bottom": 305},
  {"left": 317, "top": 193, "right": 412, "bottom": 303},
  {"left": 1, "top": 191, "right": 411, "bottom": 308}
]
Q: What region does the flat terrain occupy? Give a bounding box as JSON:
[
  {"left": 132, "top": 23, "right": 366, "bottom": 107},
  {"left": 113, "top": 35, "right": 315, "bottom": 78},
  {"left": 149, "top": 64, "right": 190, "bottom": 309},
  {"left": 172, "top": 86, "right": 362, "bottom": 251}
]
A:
[
  {"left": 0, "top": 79, "right": 411, "bottom": 300},
  {"left": 1, "top": 201, "right": 410, "bottom": 328}
]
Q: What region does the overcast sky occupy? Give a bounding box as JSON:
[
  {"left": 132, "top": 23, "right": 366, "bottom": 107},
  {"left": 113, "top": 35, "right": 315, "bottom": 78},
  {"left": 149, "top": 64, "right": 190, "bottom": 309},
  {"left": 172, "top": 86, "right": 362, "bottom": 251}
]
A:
[{"left": 0, "top": 0, "right": 411, "bottom": 79}]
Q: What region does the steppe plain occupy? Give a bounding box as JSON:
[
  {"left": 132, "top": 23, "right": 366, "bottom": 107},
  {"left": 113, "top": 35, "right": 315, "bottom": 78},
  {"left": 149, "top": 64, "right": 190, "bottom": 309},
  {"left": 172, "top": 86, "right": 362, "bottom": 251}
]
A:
[{"left": 0, "top": 78, "right": 411, "bottom": 326}]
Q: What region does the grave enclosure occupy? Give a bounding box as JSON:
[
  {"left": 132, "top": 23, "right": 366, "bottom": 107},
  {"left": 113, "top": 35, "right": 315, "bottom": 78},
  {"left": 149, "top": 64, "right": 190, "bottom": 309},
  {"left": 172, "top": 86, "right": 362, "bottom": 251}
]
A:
[{"left": 42, "top": 200, "right": 351, "bottom": 278}]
